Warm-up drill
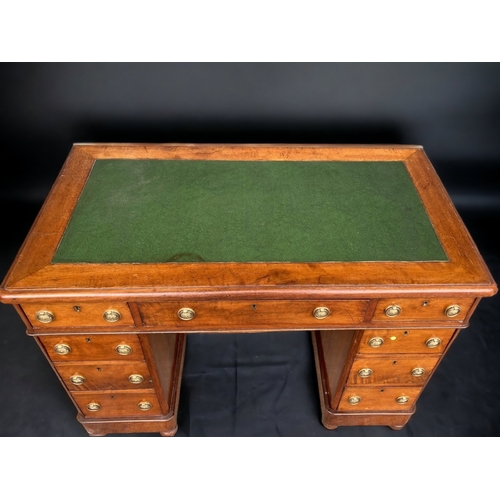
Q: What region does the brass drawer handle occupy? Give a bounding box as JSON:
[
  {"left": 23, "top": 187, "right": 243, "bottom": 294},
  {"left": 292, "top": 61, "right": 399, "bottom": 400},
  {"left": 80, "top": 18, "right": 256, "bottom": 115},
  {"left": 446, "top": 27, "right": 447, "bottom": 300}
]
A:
[
  {"left": 425, "top": 337, "right": 441, "bottom": 348},
  {"left": 87, "top": 402, "right": 101, "bottom": 412},
  {"left": 313, "top": 307, "right": 330, "bottom": 320},
  {"left": 445, "top": 305, "right": 461, "bottom": 317},
  {"left": 411, "top": 367, "right": 425, "bottom": 377},
  {"left": 103, "top": 309, "right": 121, "bottom": 322},
  {"left": 138, "top": 401, "right": 153, "bottom": 411},
  {"left": 54, "top": 343, "right": 71, "bottom": 355},
  {"left": 396, "top": 396, "right": 410, "bottom": 405},
  {"left": 348, "top": 396, "right": 361, "bottom": 405},
  {"left": 69, "top": 374, "right": 86, "bottom": 385},
  {"left": 358, "top": 368, "right": 373, "bottom": 378},
  {"left": 128, "top": 374, "right": 144, "bottom": 384},
  {"left": 385, "top": 305, "right": 402, "bottom": 317},
  {"left": 368, "top": 337, "right": 384, "bottom": 348},
  {"left": 178, "top": 308, "right": 195, "bottom": 321},
  {"left": 36, "top": 310, "right": 55, "bottom": 323},
  {"left": 115, "top": 344, "right": 133, "bottom": 355}
]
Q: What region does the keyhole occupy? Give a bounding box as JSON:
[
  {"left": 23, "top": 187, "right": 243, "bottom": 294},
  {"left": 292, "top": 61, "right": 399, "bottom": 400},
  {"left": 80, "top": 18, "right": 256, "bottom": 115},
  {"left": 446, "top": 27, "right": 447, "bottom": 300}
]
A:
[
  {"left": 252, "top": 304, "right": 257, "bottom": 310},
  {"left": 73, "top": 306, "right": 81, "bottom": 312},
  {"left": 393, "top": 360, "right": 397, "bottom": 365},
  {"left": 404, "top": 331, "right": 409, "bottom": 336},
  {"left": 96, "top": 367, "right": 101, "bottom": 372}
]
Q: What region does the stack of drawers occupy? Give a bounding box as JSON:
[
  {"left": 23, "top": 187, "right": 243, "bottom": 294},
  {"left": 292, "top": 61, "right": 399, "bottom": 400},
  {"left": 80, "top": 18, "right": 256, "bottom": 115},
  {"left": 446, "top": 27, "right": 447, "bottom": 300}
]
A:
[
  {"left": 38, "top": 334, "right": 162, "bottom": 418},
  {"left": 338, "top": 328, "right": 456, "bottom": 412}
]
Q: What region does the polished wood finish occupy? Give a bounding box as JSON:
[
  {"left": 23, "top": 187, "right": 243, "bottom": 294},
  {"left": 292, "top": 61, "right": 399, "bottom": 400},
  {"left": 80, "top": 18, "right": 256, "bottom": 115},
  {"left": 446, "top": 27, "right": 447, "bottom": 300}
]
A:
[
  {"left": 54, "top": 361, "right": 154, "bottom": 391},
  {"left": 0, "top": 144, "right": 496, "bottom": 435},
  {"left": 138, "top": 300, "right": 368, "bottom": 330},
  {"left": 73, "top": 391, "right": 161, "bottom": 418},
  {"left": 337, "top": 387, "right": 422, "bottom": 412},
  {"left": 347, "top": 356, "right": 440, "bottom": 385},
  {"left": 38, "top": 334, "right": 145, "bottom": 362},
  {"left": 22, "top": 301, "right": 135, "bottom": 329},
  {"left": 357, "top": 328, "right": 456, "bottom": 354},
  {"left": 372, "top": 297, "right": 474, "bottom": 323}
]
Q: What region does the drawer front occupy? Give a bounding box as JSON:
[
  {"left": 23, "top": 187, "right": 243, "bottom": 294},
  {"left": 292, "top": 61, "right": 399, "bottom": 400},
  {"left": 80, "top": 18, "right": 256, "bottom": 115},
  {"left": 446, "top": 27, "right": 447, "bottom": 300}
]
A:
[
  {"left": 73, "top": 391, "right": 161, "bottom": 418},
  {"left": 55, "top": 361, "right": 153, "bottom": 391},
  {"left": 358, "top": 329, "right": 456, "bottom": 354},
  {"left": 347, "top": 356, "right": 440, "bottom": 386},
  {"left": 39, "top": 334, "right": 145, "bottom": 362},
  {"left": 138, "top": 300, "right": 368, "bottom": 330},
  {"left": 338, "top": 387, "right": 422, "bottom": 412},
  {"left": 23, "top": 302, "right": 135, "bottom": 329},
  {"left": 371, "top": 298, "right": 474, "bottom": 323}
]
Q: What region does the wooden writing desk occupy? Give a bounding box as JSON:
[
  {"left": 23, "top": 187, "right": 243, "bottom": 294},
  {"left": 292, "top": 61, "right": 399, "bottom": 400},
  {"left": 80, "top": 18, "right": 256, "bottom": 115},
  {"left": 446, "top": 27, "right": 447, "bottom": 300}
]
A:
[{"left": 0, "top": 144, "right": 496, "bottom": 436}]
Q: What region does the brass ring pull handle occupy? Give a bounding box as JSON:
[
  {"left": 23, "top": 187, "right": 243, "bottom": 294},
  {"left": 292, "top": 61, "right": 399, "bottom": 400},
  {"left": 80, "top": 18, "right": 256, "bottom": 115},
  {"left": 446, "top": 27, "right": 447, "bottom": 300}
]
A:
[
  {"left": 178, "top": 308, "right": 195, "bottom": 321},
  {"left": 87, "top": 402, "right": 101, "bottom": 412},
  {"left": 385, "top": 305, "right": 402, "bottom": 317},
  {"left": 411, "top": 367, "right": 425, "bottom": 377},
  {"left": 445, "top": 305, "right": 461, "bottom": 317},
  {"left": 54, "top": 343, "right": 71, "bottom": 355},
  {"left": 396, "top": 396, "right": 410, "bottom": 405},
  {"left": 348, "top": 396, "right": 361, "bottom": 405},
  {"left": 138, "top": 401, "right": 153, "bottom": 411},
  {"left": 36, "top": 310, "right": 55, "bottom": 323},
  {"left": 69, "top": 374, "right": 86, "bottom": 385},
  {"left": 425, "top": 337, "right": 441, "bottom": 349},
  {"left": 103, "top": 309, "right": 121, "bottom": 322},
  {"left": 358, "top": 368, "right": 373, "bottom": 378},
  {"left": 115, "top": 344, "right": 133, "bottom": 355},
  {"left": 128, "top": 374, "right": 144, "bottom": 384},
  {"left": 313, "top": 307, "right": 330, "bottom": 319},
  {"left": 368, "top": 337, "right": 384, "bottom": 348}
]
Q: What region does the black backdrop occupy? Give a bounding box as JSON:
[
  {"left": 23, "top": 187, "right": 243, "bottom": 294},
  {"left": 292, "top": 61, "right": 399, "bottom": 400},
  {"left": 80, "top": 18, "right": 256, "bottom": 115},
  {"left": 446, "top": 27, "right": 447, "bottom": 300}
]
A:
[{"left": 1, "top": 63, "right": 499, "bottom": 436}]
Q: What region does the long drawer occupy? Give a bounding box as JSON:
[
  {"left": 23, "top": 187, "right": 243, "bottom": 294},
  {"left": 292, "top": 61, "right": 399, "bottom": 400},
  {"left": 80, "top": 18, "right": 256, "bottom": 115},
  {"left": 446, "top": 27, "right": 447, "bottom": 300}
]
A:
[{"left": 137, "top": 300, "right": 369, "bottom": 330}]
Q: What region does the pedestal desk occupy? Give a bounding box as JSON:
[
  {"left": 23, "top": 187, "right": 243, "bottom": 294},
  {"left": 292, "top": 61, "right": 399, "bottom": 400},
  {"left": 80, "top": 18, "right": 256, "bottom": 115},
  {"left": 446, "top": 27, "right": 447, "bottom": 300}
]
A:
[{"left": 1, "top": 144, "right": 496, "bottom": 436}]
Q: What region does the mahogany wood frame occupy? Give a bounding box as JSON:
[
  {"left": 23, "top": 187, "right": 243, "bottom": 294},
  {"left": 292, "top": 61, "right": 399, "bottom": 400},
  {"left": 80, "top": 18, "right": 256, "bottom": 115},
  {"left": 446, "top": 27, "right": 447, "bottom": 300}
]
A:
[
  {"left": 1, "top": 144, "right": 496, "bottom": 300},
  {"left": 0, "top": 144, "right": 496, "bottom": 436}
]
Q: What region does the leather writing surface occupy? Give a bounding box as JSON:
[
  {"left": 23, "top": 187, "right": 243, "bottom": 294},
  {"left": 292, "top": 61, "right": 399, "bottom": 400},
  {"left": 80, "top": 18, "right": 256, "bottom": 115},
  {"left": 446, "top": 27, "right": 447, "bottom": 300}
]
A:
[{"left": 52, "top": 160, "right": 447, "bottom": 263}]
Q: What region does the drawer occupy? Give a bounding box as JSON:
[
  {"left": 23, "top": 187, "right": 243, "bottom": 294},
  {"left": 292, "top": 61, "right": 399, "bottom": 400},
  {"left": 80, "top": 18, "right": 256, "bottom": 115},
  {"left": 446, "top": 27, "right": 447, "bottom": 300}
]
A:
[
  {"left": 371, "top": 298, "right": 474, "bottom": 323},
  {"left": 347, "top": 356, "right": 440, "bottom": 386},
  {"left": 73, "top": 391, "right": 162, "bottom": 418},
  {"left": 39, "top": 334, "right": 145, "bottom": 362},
  {"left": 55, "top": 361, "right": 153, "bottom": 391},
  {"left": 138, "top": 300, "right": 368, "bottom": 330},
  {"left": 358, "top": 329, "right": 456, "bottom": 354},
  {"left": 22, "top": 302, "right": 135, "bottom": 329},
  {"left": 338, "top": 387, "right": 422, "bottom": 412}
]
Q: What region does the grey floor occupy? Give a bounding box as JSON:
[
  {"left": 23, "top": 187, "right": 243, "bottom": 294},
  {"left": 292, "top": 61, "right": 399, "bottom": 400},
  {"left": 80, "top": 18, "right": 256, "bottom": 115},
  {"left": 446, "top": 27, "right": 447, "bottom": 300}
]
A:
[{"left": 1, "top": 200, "right": 499, "bottom": 437}]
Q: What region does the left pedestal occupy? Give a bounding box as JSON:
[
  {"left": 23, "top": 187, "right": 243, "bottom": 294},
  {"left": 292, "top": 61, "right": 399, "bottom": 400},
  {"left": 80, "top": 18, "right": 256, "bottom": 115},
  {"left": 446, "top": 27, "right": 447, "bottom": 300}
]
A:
[{"left": 34, "top": 332, "right": 186, "bottom": 436}]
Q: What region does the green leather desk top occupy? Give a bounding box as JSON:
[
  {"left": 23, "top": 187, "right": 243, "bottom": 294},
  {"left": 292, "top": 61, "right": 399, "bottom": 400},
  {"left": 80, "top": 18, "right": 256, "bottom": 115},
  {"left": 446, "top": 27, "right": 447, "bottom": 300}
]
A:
[{"left": 52, "top": 160, "right": 447, "bottom": 264}]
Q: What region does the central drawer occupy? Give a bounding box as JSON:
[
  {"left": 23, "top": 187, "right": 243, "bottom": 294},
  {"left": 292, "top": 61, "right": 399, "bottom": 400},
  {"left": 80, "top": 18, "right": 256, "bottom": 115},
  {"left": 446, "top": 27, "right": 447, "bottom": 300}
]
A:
[{"left": 137, "top": 300, "right": 369, "bottom": 330}]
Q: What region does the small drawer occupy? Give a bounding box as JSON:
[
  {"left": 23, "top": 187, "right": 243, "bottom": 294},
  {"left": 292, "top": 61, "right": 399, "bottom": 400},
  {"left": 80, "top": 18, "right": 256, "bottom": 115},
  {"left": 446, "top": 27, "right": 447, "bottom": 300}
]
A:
[
  {"left": 138, "top": 300, "right": 368, "bottom": 331},
  {"left": 22, "top": 302, "right": 135, "bottom": 329},
  {"left": 73, "top": 391, "right": 161, "bottom": 418},
  {"left": 358, "top": 329, "right": 456, "bottom": 354},
  {"left": 347, "top": 356, "right": 440, "bottom": 386},
  {"left": 338, "top": 387, "right": 422, "bottom": 412},
  {"left": 371, "top": 298, "right": 474, "bottom": 323},
  {"left": 39, "top": 334, "right": 145, "bottom": 362},
  {"left": 55, "top": 361, "right": 153, "bottom": 391}
]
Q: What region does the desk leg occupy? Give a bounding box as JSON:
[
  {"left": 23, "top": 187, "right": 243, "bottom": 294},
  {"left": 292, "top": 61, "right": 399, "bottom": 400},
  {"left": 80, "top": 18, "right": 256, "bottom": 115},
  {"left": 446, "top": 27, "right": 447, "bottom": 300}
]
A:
[{"left": 311, "top": 331, "right": 414, "bottom": 430}]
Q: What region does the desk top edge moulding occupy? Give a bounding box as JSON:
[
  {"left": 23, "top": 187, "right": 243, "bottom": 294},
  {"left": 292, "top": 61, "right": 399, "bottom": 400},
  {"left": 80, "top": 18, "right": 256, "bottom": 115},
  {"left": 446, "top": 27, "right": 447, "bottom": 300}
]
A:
[{"left": 0, "top": 144, "right": 496, "bottom": 436}]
